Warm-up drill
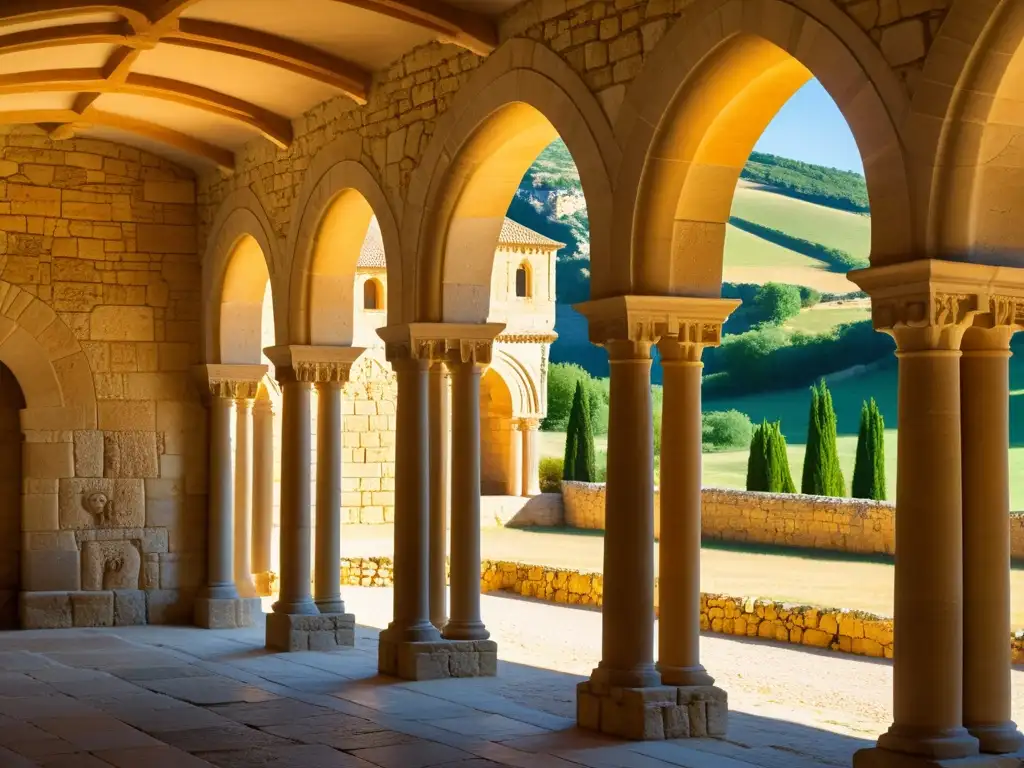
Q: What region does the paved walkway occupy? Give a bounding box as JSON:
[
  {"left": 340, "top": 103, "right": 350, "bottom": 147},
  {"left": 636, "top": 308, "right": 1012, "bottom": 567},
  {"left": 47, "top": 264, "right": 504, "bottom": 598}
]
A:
[
  {"left": 0, "top": 587, "right": 905, "bottom": 768},
  {"left": 342, "top": 525, "right": 1024, "bottom": 625}
]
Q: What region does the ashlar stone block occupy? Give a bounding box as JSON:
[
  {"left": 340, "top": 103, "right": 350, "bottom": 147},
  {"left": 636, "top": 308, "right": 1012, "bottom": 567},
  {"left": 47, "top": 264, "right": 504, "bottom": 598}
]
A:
[
  {"left": 377, "top": 635, "right": 497, "bottom": 680},
  {"left": 71, "top": 591, "right": 113, "bottom": 627},
  {"left": 195, "top": 596, "right": 260, "bottom": 629},
  {"left": 575, "top": 682, "right": 727, "bottom": 741},
  {"left": 113, "top": 589, "right": 146, "bottom": 625},
  {"left": 266, "top": 612, "right": 355, "bottom": 652},
  {"left": 81, "top": 540, "right": 141, "bottom": 591},
  {"left": 58, "top": 477, "right": 145, "bottom": 529},
  {"left": 20, "top": 591, "right": 73, "bottom": 629}
]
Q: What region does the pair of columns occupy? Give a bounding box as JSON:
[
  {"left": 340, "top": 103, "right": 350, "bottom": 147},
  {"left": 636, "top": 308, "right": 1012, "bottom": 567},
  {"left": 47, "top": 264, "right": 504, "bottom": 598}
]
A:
[
  {"left": 508, "top": 417, "right": 542, "bottom": 497},
  {"left": 263, "top": 345, "right": 364, "bottom": 621},
  {"left": 193, "top": 364, "right": 267, "bottom": 627},
  {"left": 576, "top": 297, "right": 736, "bottom": 696},
  {"left": 851, "top": 262, "right": 1024, "bottom": 766},
  {"left": 378, "top": 323, "right": 503, "bottom": 668},
  {"left": 233, "top": 394, "right": 275, "bottom": 598}
]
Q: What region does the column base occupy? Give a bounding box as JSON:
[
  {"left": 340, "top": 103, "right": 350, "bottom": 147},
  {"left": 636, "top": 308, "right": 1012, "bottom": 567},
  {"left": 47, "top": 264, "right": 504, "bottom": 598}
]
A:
[
  {"left": 194, "top": 597, "right": 262, "bottom": 629},
  {"left": 853, "top": 747, "right": 1024, "bottom": 767},
  {"left": 441, "top": 620, "right": 490, "bottom": 641},
  {"left": 265, "top": 612, "right": 355, "bottom": 652},
  {"left": 378, "top": 632, "right": 497, "bottom": 680},
  {"left": 967, "top": 724, "right": 1024, "bottom": 755},
  {"left": 657, "top": 663, "right": 716, "bottom": 687},
  {"left": 577, "top": 682, "right": 727, "bottom": 741},
  {"left": 315, "top": 599, "right": 346, "bottom": 615},
  {"left": 253, "top": 571, "right": 277, "bottom": 597}
]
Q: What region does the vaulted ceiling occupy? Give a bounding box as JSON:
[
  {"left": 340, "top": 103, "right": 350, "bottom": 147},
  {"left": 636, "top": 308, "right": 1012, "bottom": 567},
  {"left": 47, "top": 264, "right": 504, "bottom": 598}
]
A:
[{"left": 0, "top": 0, "right": 519, "bottom": 171}]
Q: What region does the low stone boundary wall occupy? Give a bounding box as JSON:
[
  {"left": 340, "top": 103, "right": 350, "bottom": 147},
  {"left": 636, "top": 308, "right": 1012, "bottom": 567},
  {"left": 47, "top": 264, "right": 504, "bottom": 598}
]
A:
[
  {"left": 340, "top": 556, "right": 1024, "bottom": 664},
  {"left": 562, "top": 482, "right": 1024, "bottom": 559}
]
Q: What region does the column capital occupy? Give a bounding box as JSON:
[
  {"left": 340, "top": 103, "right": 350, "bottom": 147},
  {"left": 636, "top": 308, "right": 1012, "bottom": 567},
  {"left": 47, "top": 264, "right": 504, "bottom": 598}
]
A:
[
  {"left": 573, "top": 296, "right": 739, "bottom": 356},
  {"left": 263, "top": 345, "right": 365, "bottom": 384},
  {"left": 377, "top": 322, "right": 506, "bottom": 366},
  {"left": 850, "top": 258, "right": 1024, "bottom": 352},
  {"left": 519, "top": 416, "right": 542, "bottom": 431},
  {"left": 192, "top": 364, "right": 267, "bottom": 401}
]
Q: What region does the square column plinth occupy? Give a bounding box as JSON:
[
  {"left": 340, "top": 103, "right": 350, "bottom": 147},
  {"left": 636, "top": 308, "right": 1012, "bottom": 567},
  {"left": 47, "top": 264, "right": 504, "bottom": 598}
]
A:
[
  {"left": 378, "top": 634, "right": 497, "bottom": 680},
  {"left": 853, "top": 748, "right": 1024, "bottom": 767},
  {"left": 194, "top": 597, "right": 262, "bottom": 629},
  {"left": 577, "top": 681, "right": 728, "bottom": 740},
  {"left": 266, "top": 612, "right": 355, "bottom": 652}
]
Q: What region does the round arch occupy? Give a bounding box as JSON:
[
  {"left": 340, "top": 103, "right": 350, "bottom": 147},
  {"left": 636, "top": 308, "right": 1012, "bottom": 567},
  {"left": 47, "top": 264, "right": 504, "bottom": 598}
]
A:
[
  {"left": 287, "top": 146, "right": 402, "bottom": 344},
  {"left": 405, "top": 37, "right": 619, "bottom": 323},
  {"left": 202, "top": 188, "right": 281, "bottom": 363},
  {"left": 916, "top": 0, "right": 1024, "bottom": 259},
  {"left": 490, "top": 349, "right": 541, "bottom": 416},
  {"left": 613, "top": 0, "right": 913, "bottom": 296}
]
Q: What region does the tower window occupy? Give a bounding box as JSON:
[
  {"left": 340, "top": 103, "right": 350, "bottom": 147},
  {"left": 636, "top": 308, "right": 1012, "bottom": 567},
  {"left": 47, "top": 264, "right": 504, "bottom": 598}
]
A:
[
  {"left": 363, "top": 278, "right": 383, "bottom": 310},
  {"left": 515, "top": 262, "right": 531, "bottom": 298}
]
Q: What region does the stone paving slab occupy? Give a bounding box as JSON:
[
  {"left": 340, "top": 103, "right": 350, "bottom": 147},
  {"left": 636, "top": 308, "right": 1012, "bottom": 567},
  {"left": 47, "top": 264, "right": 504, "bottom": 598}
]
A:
[{"left": 0, "top": 601, "right": 879, "bottom": 767}]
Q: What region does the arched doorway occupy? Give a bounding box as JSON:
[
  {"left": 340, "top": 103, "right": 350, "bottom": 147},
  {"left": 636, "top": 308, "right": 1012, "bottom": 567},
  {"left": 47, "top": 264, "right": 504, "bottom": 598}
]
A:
[
  {"left": 0, "top": 363, "right": 24, "bottom": 629},
  {"left": 480, "top": 369, "right": 513, "bottom": 495}
]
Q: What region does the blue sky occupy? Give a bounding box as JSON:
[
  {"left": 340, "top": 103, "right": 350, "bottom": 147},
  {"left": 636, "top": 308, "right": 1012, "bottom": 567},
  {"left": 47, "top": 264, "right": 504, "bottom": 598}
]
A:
[{"left": 754, "top": 79, "right": 864, "bottom": 175}]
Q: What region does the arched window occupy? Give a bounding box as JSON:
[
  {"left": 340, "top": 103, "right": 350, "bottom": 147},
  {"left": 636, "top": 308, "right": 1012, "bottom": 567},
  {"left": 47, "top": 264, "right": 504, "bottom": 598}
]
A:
[
  {"left": 363, "top": 278, "right": 383, "bottom": 310},
  {"left": 515, "top": 262, "right": 531, "bottom": 298}
]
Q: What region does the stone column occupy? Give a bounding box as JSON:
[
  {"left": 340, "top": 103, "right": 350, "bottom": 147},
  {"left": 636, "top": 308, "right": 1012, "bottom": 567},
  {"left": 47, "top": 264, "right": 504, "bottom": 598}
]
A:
[
  {"left": 656, "top": 304, "right": 733, "bottom": 691},
  {"left": 233, "top": 396, "right": 256, "bottom": 598},
  {"left": 377, "top": 323, "right": 502, "bottom": 680},
  {"left": 192, "top": 364, "right": 265, "bottom": 630},
  {"left": 443, "top": 342, "right": 492, "bottom": 642},
  {"left": 428, "top": 361, "right": 450, "bottom": 630},
  {"left": 850, "top": 265, "right": 986, "bottom": 766},
  {"left": 521, "top": 417, "right": 541, "bottom": 496},
  {"left": 252, "top": 395, "right": 275, "bottom": 596},
  {"left": 507, "top": 419, "right": 524, "bottom": 497},
  {"left": 961, "top": 323, "right": 1023, "bottom": 754},
  {"left": 314, "top": 379, "right": 344, "bottom": 614}
]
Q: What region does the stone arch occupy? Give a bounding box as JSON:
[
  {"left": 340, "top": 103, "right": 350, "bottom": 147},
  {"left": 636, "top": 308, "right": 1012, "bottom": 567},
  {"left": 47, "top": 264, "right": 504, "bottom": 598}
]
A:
[
  {"left": 490, "top": 349, "right": 541, "bottom": 416},
  {"left": 405, "top": 37, "right": 619, "bottom": 322},
  {"left": 916, "top": 0, "right": 1024, "bottom": 259},
  {"left": 613, "top": 0, "right": 913, "bottom": 296},
  {"left": 0, "top": 282, "right": 96, "bottom": 424},
  {"left": 287, "top": 144, "right": 402, "bottom": 343},
  {"left": 202, "top": 188, "right": 281, "bottom": 363}
]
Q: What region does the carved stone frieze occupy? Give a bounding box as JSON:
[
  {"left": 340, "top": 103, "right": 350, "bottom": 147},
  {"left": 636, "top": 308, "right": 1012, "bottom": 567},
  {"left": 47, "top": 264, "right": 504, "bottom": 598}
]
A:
[
  {"left": 496, "top": 332, "right": 559, "bottom": 344},
  {"left": 379, "top": 323, "right": 505, "bottom": 366},
  {"left": 295, "top": 360, "right": 355, "bottom": 384},
  {"left": 193, "top": 363, "right": 267, "bottom": 402},
  {"left": 207, "top": 378, "right": 261, "bottom": 400}
]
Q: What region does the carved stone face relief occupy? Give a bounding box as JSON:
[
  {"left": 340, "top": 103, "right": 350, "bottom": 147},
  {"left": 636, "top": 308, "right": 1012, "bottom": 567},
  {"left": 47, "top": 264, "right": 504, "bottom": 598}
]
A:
[{"left": 83, "top": 491, "right": 108, "bottom": 516}]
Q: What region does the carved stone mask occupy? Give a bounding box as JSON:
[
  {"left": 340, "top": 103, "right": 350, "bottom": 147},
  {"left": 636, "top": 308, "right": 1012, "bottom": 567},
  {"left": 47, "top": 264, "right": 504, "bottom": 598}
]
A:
[{"left": 83, "top": 491, "right": 108, "bottom": 515}]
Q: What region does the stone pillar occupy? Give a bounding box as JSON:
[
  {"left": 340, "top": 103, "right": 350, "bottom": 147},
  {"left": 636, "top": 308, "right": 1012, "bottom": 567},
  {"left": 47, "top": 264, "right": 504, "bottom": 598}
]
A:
[
  {"left": 656, "top": 303, "right": 733, "bottom": 695},
  {"left": 192, "top": 364, "right": 265, "bottom": 630},
  {"left": 428, "top": 361, "right": 450, "bottom": 630},
  {"left": 233, "top": 396, "right": 256, "bottom": 599},
  {"left": 443, "top": 344, "right": 491, "bottom": 642},
  {"left": 521, "top": 417, "right": 541, "bottom": 496},
  {"left": 961, "top": 324, "right": 1024, "bottom": 754},
  {"left": 377, "top": 323, "right": 502, "bottom": 681},
  {"left": 508, "top": 419, "right": 524, "bottom": 497},
  {"left": 252, "top": 395, "right": 275, "bottom": 596},
  {"left": 574, "top": 297, "right": 732, "bottom": 741},
  {"left": 851, "top": 264, "right": 987, "bottom": 766},
  {"left": 314, "top": 379, "right": 344, "bottom": 614},
  {"left": 264, "top": 346, "right": 361, "bottom": 652}
]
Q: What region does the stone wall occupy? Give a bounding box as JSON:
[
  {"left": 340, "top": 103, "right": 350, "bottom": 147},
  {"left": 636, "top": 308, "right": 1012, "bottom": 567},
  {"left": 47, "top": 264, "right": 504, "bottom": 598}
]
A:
[
  {"left": 339, "top": 555, "right": 1024, "bottom": 664},
  {"left": 0, "top": 128, "right": 205, "bottom": 628}
]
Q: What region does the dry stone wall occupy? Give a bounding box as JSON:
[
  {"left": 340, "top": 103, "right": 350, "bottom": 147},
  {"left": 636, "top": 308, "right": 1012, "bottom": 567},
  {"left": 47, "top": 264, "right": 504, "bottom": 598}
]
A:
[{"left": 0, "top": 127, "right": 205, "bottom": 628}]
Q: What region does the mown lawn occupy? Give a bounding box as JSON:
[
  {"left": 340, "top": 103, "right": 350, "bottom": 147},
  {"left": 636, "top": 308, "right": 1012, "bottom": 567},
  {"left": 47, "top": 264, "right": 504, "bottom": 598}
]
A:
[{"left": 784, "top": 305, "right": 871, "bottom": 333}]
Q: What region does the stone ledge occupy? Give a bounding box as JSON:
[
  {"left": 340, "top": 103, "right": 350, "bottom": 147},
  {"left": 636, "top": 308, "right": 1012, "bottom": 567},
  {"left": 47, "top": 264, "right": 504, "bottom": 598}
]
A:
[
  {"left": 194, "top": 596, "right": 261, "bottom": 629},
  {"left": 266, "top": 611, "right": 355, "bottom": 652},
  {"left": 577, "top": 682, "right": 727, "bottom": 740},
  {"left": 378, "top": 635, "right": 497, "bottom": 680}
]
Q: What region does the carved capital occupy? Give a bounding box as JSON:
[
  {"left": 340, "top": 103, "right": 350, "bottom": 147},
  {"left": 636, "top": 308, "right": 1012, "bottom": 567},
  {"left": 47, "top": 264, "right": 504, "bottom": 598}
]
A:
[
  {"left": 193, "top": 364, "right": 267, "bottom": 402},
  {"left": 378, "top": 322, "right": 505, "bottom": 366},
  {"left": 264, "top": 345, "right": 365, "bottom": 384},
  {"left": 575, "top": 296, "right": 739, "bottom": 353},
  {"left": 519, "top": 416, "right": 542, "bottom": 431}
]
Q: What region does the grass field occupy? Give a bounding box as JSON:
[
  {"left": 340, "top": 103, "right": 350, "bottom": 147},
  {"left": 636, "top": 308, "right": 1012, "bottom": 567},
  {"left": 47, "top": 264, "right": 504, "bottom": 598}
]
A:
[
  {"left": 722, "top": 224, "right": 856, "bottom": 293},
  {"left": 784, "top": 304, "right": 871, "bottom": 333},
  {"left": 731, "top": 183, "right": 871, "bottom": 259}
]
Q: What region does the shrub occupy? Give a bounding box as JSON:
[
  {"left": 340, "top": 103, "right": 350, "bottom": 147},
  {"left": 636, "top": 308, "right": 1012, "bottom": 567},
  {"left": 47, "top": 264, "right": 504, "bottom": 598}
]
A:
[
  {"left": 563, "top": 382, "right": 596, "bottom": 482},
  {"left": 753, "top": 282, "right": 802, "bottom": 325},
  {"left": 747, "top": 421, "right": 796, "bottom": 493},
  {"left": 801, "top": 380, "right": 845, "bottom": 497},
  {"left": 539, "top": 457, "right": 563, "bottom": 493},
  {"left": 852, "top": 398, "right": 887, "bottom": 500},
  {"left": 702, "top": 410, "right": 753, "bottom": 452},
  {"left": 543, "top": 363, "right": 609, "bottom": 434},
  {"left": 798, "top": 286, "right": 822, "bottom": 308},
  {"left": 746, "top": 422, "right": 768, "bottom": 491}
]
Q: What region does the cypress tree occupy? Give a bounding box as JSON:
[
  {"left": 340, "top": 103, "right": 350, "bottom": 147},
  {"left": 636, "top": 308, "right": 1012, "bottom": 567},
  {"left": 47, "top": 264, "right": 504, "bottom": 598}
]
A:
[
  {"left": 766, "top": 421, "right": 797, "bottom": 494},
  {"left": 801, "top": 380, "right": 845, "bottom": 496},
  {"left": 746, "top": 421, "right": 769, "bottom": 491},
  {"left": 852, "top": 398, "right": 887, "bottom": 500},
  {"left": 563, "top": 381, "right": 595, "bottom": 482}
]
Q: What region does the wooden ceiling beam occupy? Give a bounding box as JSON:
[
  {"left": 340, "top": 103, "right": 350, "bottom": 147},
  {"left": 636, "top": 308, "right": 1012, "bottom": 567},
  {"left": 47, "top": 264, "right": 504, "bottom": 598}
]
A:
[
  {"left": 0, "top": 68, "right": 293, "bottom": 147},
  {"left": 165, "top": 19, "right": 370, "bottom": 103},
  {"left": 0, "top": 107, "right": 235, "bottom": 170},
  {"left": 0, "top": 21, "right": 132, "bottom": 55},
  {"left": 335, "top": 0, "right": 497, "bottom": 55},
  {"left": 0, "top": 2, "right": 150, "bottom": 31}
]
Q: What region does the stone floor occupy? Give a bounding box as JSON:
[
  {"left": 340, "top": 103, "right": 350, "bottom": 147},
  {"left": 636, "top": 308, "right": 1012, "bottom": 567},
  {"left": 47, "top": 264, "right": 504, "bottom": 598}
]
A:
[{"left": 0, "top": 587, "right": 903, "bottom": 768}]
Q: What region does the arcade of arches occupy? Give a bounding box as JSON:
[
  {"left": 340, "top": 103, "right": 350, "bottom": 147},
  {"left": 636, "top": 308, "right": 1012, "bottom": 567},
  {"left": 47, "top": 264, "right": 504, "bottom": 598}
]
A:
[{"left": 0, "top": 0, "right": 1022, "bottom": 766}]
